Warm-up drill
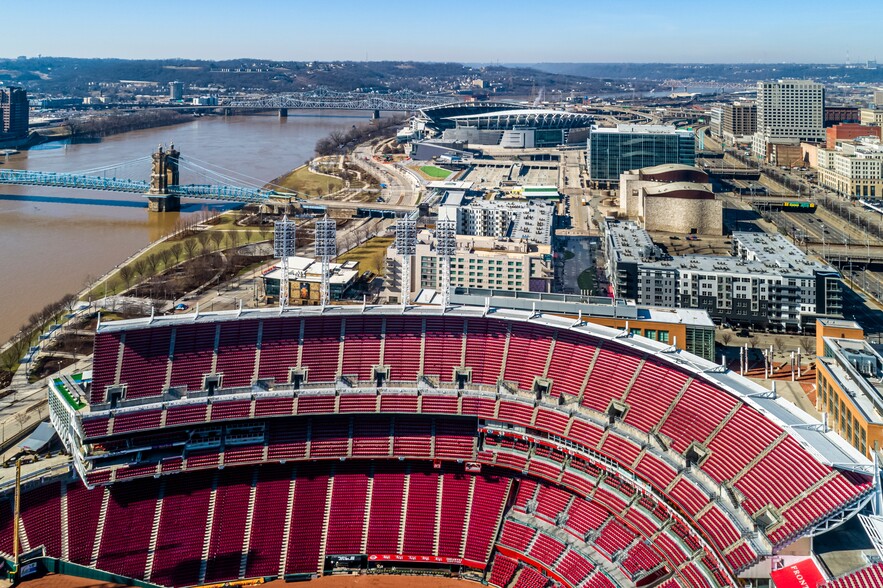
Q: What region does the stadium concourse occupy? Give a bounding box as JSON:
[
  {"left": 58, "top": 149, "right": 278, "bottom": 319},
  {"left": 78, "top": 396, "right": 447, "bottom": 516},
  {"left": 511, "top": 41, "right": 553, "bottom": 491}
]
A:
[{"left": 3, "top": 304, "right": 880, "bottom": 588}]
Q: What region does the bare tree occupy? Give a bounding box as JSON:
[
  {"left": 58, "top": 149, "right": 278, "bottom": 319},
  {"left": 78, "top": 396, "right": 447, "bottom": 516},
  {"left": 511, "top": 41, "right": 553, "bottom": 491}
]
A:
[
  {"left": 228, "top": 231, "right": 242, "bottom": 251},
  {"left": 799, "top": 336, "right": 814, "bottom": 355},
  {"left": 119, "top": 265, "right": 135, "bottom": 289},
  {"left": 133, "top": 260, "right": 149, "bottom": 283},
  {"left": 720, "top": 331, "right": 733, "bottom": 346},
  {"left": 196, "top": 231, "right": 211, "bottom": 254},
  {"left": 182, "top": 238, "right": 199, "bottom": 260},
  {"left": 747, "top": 334, "right": 758, "bottom": 350},
  {"left": 159, "top": 249, "right": 173, "bottom": 270},
  {"left": 145, "top": 254, "right": 161, "bottom": 275},
  {"left": 773, "top": 336, "right": 787, "bottom": 355},
  {"left": 209, "top": 231, "right": 224, "bottom": 251},
  {"left": 169, "top": 242, "right": 184, "bottom": 265}
]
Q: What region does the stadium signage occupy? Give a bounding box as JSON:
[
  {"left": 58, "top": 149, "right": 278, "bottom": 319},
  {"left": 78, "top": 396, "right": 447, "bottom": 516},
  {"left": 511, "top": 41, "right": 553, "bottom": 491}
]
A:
[
  {"left": 782, "top": 201, "right": 816, "bottom": 210},
  {"left": 769, "top": 558, "right": 825, "bottom": 588},
  {"left": 368, "top": 554, "right": 485, "bottom": 569}
]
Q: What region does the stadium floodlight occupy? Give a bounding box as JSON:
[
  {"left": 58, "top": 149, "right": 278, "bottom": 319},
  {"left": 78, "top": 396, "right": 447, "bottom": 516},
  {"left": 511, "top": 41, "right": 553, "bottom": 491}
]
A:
[
  {"left": 395, "top": 219, "right": 417, "bottom": 306},
  {"left": 273, "top": 216, "right": 297, "bottom": 308},
  {"left": 314, "top": 215, "right": 337, "bottom": 307},
  {"left": 435, "top": 219, "right": 457, "bottom": 308}
]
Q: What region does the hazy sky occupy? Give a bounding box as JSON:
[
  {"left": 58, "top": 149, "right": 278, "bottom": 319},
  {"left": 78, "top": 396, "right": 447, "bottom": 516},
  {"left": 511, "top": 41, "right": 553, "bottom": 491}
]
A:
[{"left": 2, "top": 0, "right": 879, "bottom": 64}]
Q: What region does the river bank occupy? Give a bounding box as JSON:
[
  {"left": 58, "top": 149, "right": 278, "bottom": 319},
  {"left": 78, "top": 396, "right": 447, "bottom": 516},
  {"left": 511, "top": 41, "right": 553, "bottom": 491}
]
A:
[{"left": 0, "top": 111, "right": 375, "bottom": 343}]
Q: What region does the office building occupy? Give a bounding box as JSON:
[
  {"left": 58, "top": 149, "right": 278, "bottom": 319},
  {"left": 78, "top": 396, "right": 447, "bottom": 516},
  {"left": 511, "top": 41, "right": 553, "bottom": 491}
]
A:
[
  {"left": 169, "top": 81, "right": 184, "bottom": 101},
  {"left": 860, "top": 108, "right": 883, "bottom": 126},
  {"left": 875, "top": 89, "right": 883, "bottom": 108},
  {"left": 587, "top": 124, "right": 695, "bottom": 186},
  {"left": 708, "top": 107, "right": 723, "bottom": 138},
  {"left": 604, "top": 220, "right": 842, "bottom": 330},
  {"left": 721, "top": 101, "right": 757, "bottom": 144},
  {"left": 816, "top": 137, "right": 883, "bottom": 198},
  {"left": 815, "top": 319, "right": 883, "bottom": 459},
  {"left": 824, "top": 106, "right": 860, "bottom": 126},
  {"left": 0, "top": 86, "right": 29, "bottom": 139},
  {"left": 826, "top": 123, "right": 881, "bottom": 149},
  {"left": 752, "top": 80, "right": 825, "bottom": 162}
]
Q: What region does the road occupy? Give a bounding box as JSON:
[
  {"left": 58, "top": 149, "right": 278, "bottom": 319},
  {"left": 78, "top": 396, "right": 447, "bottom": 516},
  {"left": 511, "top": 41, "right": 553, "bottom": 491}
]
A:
[{"left": 350, "top": 145, "right": 422, "bottom": 207}]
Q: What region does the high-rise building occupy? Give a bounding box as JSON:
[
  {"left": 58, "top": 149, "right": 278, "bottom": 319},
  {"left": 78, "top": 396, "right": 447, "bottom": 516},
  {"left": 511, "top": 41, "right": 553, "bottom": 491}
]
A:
[
  {"left": 874, "top": 88, "right": 883, "bottom": 107},
  {"left": 169, "top": 81, "right": 184, "bottom": 101},
  {"left": 721, "top": 101, "right": 757, "bottom": 142},
  {"left": 0, "top": 86, "right": 29, "bottom": 139},
  {"left": 587, "top": 124, "right": 695, "bottom": 185},
  {"left": 752, "top": 80, "right": 825, "bottom": 161}
]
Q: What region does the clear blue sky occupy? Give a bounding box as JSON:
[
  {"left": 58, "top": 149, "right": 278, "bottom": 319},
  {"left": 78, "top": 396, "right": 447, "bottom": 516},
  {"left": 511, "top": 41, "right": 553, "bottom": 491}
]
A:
[{"left": 1, "top": 0, "right": 879, "bottom": 63}]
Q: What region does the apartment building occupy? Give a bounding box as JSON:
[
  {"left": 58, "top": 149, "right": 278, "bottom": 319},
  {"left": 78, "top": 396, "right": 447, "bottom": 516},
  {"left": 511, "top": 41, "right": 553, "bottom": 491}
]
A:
[{"left": 604, "top": 220, "right": 842, "bottom": 330}]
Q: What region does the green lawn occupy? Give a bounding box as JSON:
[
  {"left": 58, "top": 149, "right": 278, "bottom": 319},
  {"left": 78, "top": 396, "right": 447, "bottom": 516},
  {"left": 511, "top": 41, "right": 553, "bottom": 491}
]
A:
[
  {"left": 577, "top": 269, "right": 596, "bottom": 293},
  {"left": 420, "top": 165, "right": 452, "bottom": 179},
  {"left": 336, "top": 236, "right": 394, "bottom": 276},
  {"left": 274, "top": 165, "right": 344, "bottom": 195}
]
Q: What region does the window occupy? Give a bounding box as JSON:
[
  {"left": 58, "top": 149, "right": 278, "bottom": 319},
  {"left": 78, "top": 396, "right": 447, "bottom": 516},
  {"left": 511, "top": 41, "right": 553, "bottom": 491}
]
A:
[
  {"left": 644, "top": 329, "right": 656, "bottom": 340},
  {"left": 658, "top": 330, "right": 669, "bottom": 343}
]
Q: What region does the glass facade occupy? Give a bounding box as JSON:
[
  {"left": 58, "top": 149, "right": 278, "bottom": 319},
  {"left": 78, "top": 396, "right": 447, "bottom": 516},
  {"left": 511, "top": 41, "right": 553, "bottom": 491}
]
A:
[{"left": 588, "top": 129, "right": 696, "bottom": 181}]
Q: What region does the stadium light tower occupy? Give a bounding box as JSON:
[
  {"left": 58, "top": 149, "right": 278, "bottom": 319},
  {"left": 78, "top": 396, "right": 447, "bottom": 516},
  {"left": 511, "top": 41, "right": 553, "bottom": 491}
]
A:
[
  {"left": 314, "top": 215, "right": 337, "bottom": 307},
  {"left": 436, "top": 219, "right": 457, "bottom": 308},
  {"left": 273, "top": 215, "right": 297, "bottom": 308},
  {"left": 395, "top": 218, "right": 417, "bottom": 306}
]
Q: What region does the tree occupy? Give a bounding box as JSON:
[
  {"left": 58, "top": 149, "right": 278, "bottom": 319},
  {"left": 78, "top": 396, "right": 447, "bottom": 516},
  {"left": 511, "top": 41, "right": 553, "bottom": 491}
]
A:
[
  {"left": 159, "top": 249, "right": 173, "bottom": 270},
  {"left": 197, "top": 231, "right": 212, "bottom": 254},
  {"left": 773, "top": 336, "right": 787, "bottom": 355},
  {"left": 228, "top": 231, "right": 242, "bottom": 251},
  {"left": 747, "top": 334, "right": 758, "bottom": 350},
  {"left": 58, "top": 293, "right": 77, "bottom": 314},
  {"left": 133, "top": 259, "right": 147, "bottom": 278},
  {"left": 119, "top": 265, "right": 134, "bottom": 289},
  {"left": 799, "top": 336, "right": 814, "bottom": 355},
  {"left": 209, "top": 231, "right": 224, "bottom": 252},
  {"left": 720, "top": 331, "right": 733, "bottom": 346},
  {"left": 169, "top": 242, "right": 184, "bottom": 264},
  {"left": 182, "top": 238, "right": 199, "bottom": 260},
  {"left": 145, "top": 254, "right": 161, "bottom": 275}
]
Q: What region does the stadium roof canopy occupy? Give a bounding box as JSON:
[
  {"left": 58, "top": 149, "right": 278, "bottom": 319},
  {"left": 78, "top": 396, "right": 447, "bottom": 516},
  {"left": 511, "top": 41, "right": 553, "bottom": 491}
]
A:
[
  {"left": 445, "top": 109, "right": 595, "bottom": 130},
  {"left": 94, "top": 303, "right": 871, "bottom": 474}
]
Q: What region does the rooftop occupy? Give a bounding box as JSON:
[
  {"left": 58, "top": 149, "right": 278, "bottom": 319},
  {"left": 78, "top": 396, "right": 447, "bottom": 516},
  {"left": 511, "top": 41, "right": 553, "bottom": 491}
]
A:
[
  {"left": 818, "top": 337, "right": 883, "bottom": 426},
  {"left": 262, "top": 255, "right": 360, "bottom": 285},
  {"left": 593, "top": 124, "right": 692, "bottom": 136},
  {"left": 642, "top": 181, "right": 714, "bottom": 197}
]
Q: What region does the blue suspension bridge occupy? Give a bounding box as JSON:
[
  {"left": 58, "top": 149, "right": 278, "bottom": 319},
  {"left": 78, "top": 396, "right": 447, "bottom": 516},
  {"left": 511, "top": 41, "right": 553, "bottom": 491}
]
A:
[{"left": 0, "top": 145, "right": 419, "bottom": 217}]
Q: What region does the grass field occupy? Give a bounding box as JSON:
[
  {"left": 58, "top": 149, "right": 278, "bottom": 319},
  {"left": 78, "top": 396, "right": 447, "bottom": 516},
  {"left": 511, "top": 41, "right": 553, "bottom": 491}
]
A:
[
  {"left": 87, "top": 215, "right": 268, "bottom": 299},
  {"left": 420, "top": 165, "right": 452, "bottom": 179},
  {"left": 274, "top": 165, "right": 344, "bottom": 195},
  {"left": 336, "top": 236, "right": 393, "bottom": 276}
]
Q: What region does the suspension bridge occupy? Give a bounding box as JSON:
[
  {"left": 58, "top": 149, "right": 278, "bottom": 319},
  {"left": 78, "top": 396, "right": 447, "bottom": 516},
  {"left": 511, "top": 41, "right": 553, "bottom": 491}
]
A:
[{"left": 0, "top": 145, "right": 420, "bottom": 217}]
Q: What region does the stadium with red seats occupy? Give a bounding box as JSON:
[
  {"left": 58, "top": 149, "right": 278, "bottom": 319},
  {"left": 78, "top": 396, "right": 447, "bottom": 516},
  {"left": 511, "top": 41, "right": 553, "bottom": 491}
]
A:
[{"left": 4, "top": 304, "right": 878, "bottom": 587}]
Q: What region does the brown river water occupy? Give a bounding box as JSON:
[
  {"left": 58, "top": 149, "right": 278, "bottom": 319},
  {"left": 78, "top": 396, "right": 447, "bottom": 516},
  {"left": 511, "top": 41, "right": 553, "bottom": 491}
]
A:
[{"left": 0, "top": 112, "right": 372, "bottom": 342}]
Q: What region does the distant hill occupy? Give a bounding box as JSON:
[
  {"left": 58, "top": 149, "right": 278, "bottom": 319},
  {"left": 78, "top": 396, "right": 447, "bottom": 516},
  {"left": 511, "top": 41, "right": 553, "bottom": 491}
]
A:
[
  {"left": 0, "top": 57, "right": 654, "bottom": 97},
  {"left": 517, "top": 62, "right": 883, "bottom": 85}
]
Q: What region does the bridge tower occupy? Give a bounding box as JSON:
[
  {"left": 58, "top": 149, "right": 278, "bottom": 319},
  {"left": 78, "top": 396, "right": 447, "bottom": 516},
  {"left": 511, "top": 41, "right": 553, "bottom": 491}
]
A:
[{"left": 147, "top": 144, "right": 181, "bottom": 212}]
